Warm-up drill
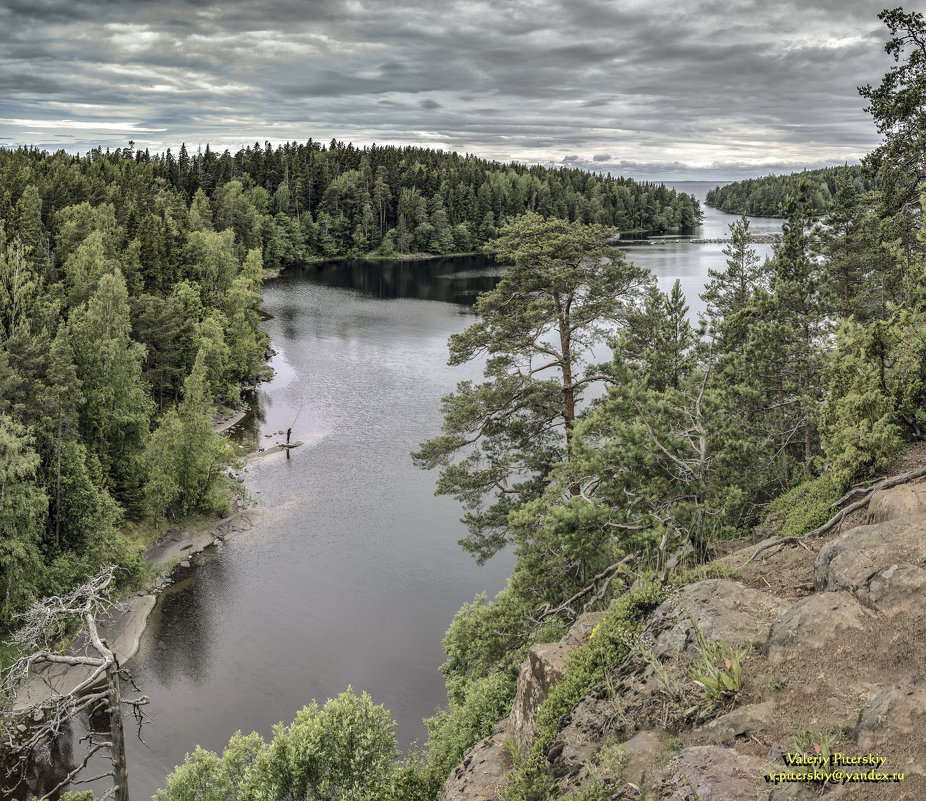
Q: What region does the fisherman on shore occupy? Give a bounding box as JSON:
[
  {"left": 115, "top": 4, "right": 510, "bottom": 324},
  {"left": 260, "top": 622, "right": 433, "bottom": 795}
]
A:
[{"left": 286, "top": 427, "right": 292, "bottom": 445}]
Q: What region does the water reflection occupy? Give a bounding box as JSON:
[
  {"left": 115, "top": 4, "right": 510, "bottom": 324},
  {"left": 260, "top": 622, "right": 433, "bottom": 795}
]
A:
[{"left": 291, "top": 255, "right": 504, "bottom": 305}]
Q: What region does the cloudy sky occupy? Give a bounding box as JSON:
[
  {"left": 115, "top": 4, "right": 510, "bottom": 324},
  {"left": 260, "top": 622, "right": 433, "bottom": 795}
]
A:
[{"left": 0, "top": 0, "right": 900, "bottom": 181}]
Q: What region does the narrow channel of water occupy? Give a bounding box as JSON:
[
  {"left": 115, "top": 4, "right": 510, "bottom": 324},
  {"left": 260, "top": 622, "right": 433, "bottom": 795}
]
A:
[
  {"left": 117, "top": 193, "right": 779, "bottom": 799},
  {"left": 121, "top": 256, "right": 515, "bottom": 798}
]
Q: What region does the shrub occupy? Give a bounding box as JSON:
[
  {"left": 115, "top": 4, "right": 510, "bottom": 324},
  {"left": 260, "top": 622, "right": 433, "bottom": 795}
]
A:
[
  {"left": 763, "top": 472, "right": 846, "bottom": 538},
  {"left": 425, "top": 670, "right": 516, "bottom": 779}
]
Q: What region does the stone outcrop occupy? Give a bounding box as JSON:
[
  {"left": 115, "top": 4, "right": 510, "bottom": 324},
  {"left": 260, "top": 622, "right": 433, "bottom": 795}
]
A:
[
  {"left": 438, "top": 611, "right": 605, "bottom": 800},
  {"left": 438, "top": 720, "right": 513, "bottom": 801},
  {"left": 439, "top": 483, "right": 926, "bottom": 801},
  {"left": 646, "top": 579, "right": 788, "bottom": 659},
  {"left": 866, "top": 483, "right": 926, "bottom": 524},
  {"left": 510, "top": 641, "right": 571, "bottom": 754},
  {"left": 815, "top": 515, "right": 926, "bottom": 617}
]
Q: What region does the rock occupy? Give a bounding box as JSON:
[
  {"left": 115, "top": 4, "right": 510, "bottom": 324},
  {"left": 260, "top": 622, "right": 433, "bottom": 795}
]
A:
[
  {"left": 686, "top": 701, "right": 776, "bottom": 746},
  {"left": 866, "top": 484, "right": 926, "bottom": 524},
  {"left": 648, "top": 580, "right": 788, "bottom": 659},
  {"left": 855, "top": 684, "right": 926, "bottom": 750},
  {"left": 213, "top": 508, "right": 264, "bottom": 541},
  {"left": 619, "top": 729, "right": 673, "bottom": 786},
  {"left": 179, "top": 560, "right": 191, "bottom": 568},
  {"left": 511, "top": 641, "right": 571, "bottom": 754},
  {"left": 860, "top": 562, "right": 926, "bottom": 618},
  {"left": 438, "top": 720, "right": 513, "bottom": 801},
  {"left": 814, "top": 516, "right": 926, "bottom": 616},
  {"left": 563, "top": 610, "right": 608, "bottom": 647},
  {"left": 665, "top": 540, "right": 696, "bottom": 571},
  {"left": 765, "top": 592, "right": 872, "bottom": 663},
  {"left": 656, "top": 745, "right": 783, "bottom": 800},
  {"left": 16, "top": 723, "right": 27, "bottom": 734}
]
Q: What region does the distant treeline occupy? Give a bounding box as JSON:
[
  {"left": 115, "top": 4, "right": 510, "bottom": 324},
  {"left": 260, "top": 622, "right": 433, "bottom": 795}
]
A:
[
  {"left": 705, "top": 166, "right": 882, "bottom": 217},
  {"left": 1, "top": 142, "right": 699, "bottom": 269}
]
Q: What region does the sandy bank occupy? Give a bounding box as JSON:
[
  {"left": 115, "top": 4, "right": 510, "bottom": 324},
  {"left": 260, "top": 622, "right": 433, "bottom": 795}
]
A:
[{"left": 12, "top": 508, "right": 264, "bottom": 713}]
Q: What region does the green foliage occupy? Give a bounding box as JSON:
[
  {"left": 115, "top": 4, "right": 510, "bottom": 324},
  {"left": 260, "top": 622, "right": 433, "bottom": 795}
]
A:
[
  {"left": 503, "top": 583, "right": 667, "bottom": 799},
  {"left": 789, "top": 729, "right": 841, "bottom": 771},
  {"left": 154, "top": 731, "right": 265, "bottom": 801},
  {"left": 389, "top": 750, "right": 444, "bottom": 801},
  {"left": 439, "top": 588, "right": 533, "bottom": 706},
  {"left": 0, "top": 413, "right": 47, "bottom": 621},
  {"left": 145, "top": 351, "right": 234, "bottom": 524},
  {"left": 561, "top": 743, "right": 629, "bottom": 801},
  {"left": 413, "top": 212, "right": 651, "bottom": 561},
  {"left": 253, "top": 688, "right": 397, "bottom": 801},
  {"left": 764, "top": 472, "right": 846, "bottom": 538},
  {"left": 705, "top": 166, "right": 880, "bottom": 217},
  {"left": 686, "top": 634, "right": 749, "bottom": 719},
  {"left": 859, "top": 8, "right": 926, "bottom": 214},
  {"left": 425, "top": 671, "right": 516, "bottom": 779},
  {"left": 158, "top": 690, "right": 399, "bottom": 801},
  {"left": 823, "top": 319, "right": 904, "bottom": 481},
  {"left": 68, "top": 268, "right": 154, "bottom": 511}
]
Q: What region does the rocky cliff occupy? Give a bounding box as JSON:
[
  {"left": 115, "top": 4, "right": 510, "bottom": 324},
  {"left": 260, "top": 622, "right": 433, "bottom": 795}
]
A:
[{"left": 440, "top": 483, "right": 926, "bottom": 800}]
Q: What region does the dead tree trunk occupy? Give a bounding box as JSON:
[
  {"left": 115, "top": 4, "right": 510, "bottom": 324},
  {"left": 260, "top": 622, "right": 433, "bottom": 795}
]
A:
[{"left": 0, "top": 568, "right": 148, "bottom": 801}]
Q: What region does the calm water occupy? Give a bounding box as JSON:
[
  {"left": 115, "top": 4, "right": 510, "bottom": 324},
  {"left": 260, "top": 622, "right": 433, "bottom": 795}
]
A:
[
  {"left": 104, "top": 193, "right": 780, "bottom": 798},
  {"left": 625, "top": 181, "right": 780, "bottom": 318}
]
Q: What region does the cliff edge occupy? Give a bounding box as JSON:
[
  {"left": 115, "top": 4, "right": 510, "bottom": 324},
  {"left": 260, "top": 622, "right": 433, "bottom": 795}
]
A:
[{"left": 441, "top": 482, "right": 926, "bottom": 800}]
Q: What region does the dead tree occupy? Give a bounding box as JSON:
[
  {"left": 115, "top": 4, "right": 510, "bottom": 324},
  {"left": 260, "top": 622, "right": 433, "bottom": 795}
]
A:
[{"left": 0, "top": 567, "right": 149, "bottom": 801}]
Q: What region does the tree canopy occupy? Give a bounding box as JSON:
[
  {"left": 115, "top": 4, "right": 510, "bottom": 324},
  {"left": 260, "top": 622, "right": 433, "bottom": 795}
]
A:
[{"left": 413, "top": 213, "right": 650, "bottom": 561}]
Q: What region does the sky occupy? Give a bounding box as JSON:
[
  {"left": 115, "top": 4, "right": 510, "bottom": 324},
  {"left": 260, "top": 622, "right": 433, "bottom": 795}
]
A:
[{"left": 0, "top": 0, "right": 901, "bottom": 181}]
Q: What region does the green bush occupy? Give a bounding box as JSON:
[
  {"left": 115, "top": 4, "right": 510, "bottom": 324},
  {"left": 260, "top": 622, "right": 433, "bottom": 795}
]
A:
[
  {"left": 156, "top": 689, "right": 397, "bottom": 801},
  {"left": 425, "top": 670, "right": 516, "bottom": 779},
  {"left": 764, "top": 472, "right": 846, "bottom": 538}
]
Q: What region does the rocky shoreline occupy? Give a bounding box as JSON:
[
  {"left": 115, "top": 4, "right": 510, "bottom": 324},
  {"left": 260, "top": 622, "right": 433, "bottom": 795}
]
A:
[{"left": 12, "top": 506, "right": 266, "bottom": 713}]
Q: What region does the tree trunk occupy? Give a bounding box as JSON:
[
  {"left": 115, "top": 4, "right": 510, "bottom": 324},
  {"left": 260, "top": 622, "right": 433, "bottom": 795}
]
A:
[
  {"left": 106, "top": 659, "right": 129, "bottom": 801},
  {"left": 778, "top": 377, "right": 790, "bottom": 490}
]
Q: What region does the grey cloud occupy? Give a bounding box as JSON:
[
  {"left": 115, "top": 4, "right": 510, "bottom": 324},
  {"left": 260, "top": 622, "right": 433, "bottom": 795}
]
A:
[{"left": 0, "top": 0, "right": 895, "bottom": 179}]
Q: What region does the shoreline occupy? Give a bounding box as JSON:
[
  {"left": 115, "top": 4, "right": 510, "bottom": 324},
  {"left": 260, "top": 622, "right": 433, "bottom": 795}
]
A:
[{"left": 12, "top": 369, "right": 292, "bottom": 713}]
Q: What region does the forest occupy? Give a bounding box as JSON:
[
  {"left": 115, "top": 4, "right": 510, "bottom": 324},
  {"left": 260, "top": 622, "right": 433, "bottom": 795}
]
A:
[
  {"left": 705, "top": 165, "right": 882, "bottom": 217},
  {"left": 3, "top": 4, "right": 926, "bottom": 801}
]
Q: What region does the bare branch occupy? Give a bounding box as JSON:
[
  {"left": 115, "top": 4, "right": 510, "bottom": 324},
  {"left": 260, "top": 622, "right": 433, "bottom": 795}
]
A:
[{"left": 535, "top": 555, "right": 636, "bottom": 622}]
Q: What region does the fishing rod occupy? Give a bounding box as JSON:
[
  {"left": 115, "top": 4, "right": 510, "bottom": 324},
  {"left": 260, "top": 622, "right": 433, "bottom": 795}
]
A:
[
  {"left": 290, "top": 399, "right": 306, "bottom": 430},
  {"left": 285, "top": 399, "right": 306, "bottom": 445}
]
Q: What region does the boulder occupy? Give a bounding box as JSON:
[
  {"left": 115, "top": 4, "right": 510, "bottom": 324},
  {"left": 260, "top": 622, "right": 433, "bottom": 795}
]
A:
[
  {"left": 648, "top": 580, "right": 788, "bottom": 659},
  {"left": 438, "top": 720, "right": 513, "bottom": 801},
  {"left": 814, "top": 516, "right": 926, "bottom": 616},
  {"left": 765, "top": 592, "right": 872, "bottom": 663},
  {"left": 619, "top": 729, "right": 674, "bottom": 786},
  {"left": 854, "top": 683, "right": 926, "bottom": 751},
  {"left": 510, "top": 641, "right": 571, "bottom": 754},
  {"left": 563, "top": 610, "right": 608, "bottom": 647},
  {"left": 866, "top": 484, "right": 926, "bottom": 524},
  {"left": 686, "top": 701, "right": 777, "bottom": 746},
  {"left": 655, "top": 745, "right": 787, "bottom": 800}
]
